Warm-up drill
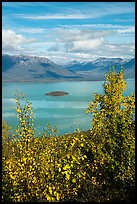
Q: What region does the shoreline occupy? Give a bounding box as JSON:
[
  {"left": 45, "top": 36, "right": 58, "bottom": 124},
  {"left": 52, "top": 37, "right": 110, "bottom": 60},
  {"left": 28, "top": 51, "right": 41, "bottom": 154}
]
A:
[
  {"left": 2, "top": 78, "right": 109, "bottom": 83},
  {"left": 2, "top": 77, "right": 134, "bottom": 84}
]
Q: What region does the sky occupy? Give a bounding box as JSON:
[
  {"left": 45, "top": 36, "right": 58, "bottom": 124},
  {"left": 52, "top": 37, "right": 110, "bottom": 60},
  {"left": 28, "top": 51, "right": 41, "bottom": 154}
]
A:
[{"left": 2, "top": 2, "right": 135, "bottom": 64}]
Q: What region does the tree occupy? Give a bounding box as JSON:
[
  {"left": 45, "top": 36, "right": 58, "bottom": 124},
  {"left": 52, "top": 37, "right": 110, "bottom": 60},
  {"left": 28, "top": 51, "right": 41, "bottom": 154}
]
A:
[{"left": 86, "top": 67, "right": 135, "bottom": 186}]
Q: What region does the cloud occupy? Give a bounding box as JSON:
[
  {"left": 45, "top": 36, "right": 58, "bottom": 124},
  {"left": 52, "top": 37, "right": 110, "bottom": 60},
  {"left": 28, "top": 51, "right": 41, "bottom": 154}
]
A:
[
  {"left": 117, "top": 27, "right": 135, "bottom": 33},
  {"left": 13, "top": 2, "right": 134, "bottom": 21},
  {"left": 114, "top": 18, "right": 135, "bottom": 23},
  {"left": 64, "top": 24, "right": 135, "bottom": 31},
  {"left": 19, "top": 28, "right": 46, "bottom": 34},
  {"left": 95, "top": 43, "right": 135, "bottom": 59},
  {"left": 14, "top": 13, "right": 92, "bottom": 20},
  {"left": 48, "top": 28, "right": 111, "bottom": 53},
  {"left": 2, "top": 26, "right": 134, "bottom": 65},
  {"left": 2, "top": 2, "right": 135, "bottom": 65},
  {"left": 2, "top": 29, "right": 36, "bottom": 51},
  {"left": 69, "top": 38, "right": 104, "bottom": 52},
  {"left": 57, "top": 28, "right": 113, "bottom": 40},
  {"left": 46, "top": 27, "right": 134, "bottom": 63}
]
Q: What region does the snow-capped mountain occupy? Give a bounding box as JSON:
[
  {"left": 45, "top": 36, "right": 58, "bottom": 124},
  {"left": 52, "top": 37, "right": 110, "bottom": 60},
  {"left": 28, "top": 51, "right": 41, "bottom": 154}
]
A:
[
  {"left": 2, "top": 54, "right": 81, "bottom": 82},
  {"left": 63, "top": 57, "right": 135, "bottom": 80},
  {"left": 2, "top": 54, "right": 135, "bottom": 82}
]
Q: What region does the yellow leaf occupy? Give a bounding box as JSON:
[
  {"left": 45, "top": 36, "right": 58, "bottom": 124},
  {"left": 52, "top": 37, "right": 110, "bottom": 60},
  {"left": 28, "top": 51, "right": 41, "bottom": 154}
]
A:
[
  {"left": 16, "top": 108, "right": 21, "bottom": 113},
  {"left": 72, "top": 178, "right": 76, "bottom": 183},
  {"left": 56, "top": 193, "right": 60, "bottom": 201}
]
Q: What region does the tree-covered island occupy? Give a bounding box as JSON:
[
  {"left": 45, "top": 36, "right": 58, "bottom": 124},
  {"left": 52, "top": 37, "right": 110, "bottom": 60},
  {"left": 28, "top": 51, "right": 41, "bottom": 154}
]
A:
[{"left": 45, "top": 91, "right": 69, "bottom": 96}]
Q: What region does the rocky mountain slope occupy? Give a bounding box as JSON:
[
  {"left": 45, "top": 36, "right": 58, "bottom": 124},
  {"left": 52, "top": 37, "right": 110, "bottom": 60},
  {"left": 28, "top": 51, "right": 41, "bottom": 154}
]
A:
[
  {"left": 2, "top": 54, "right": 81, "bottom": 82},
  {"left": 2, "top": 54, "right": 135, "bottom": 82},
  {"left": 64, "top": 57, "right": 135, "bottom": 80}
]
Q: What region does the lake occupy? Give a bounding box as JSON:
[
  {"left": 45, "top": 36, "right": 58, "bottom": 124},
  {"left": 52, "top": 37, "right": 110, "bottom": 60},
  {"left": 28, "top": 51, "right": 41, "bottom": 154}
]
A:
[{"left": 2, "top": 79, "right": 135, "bottom": 135}]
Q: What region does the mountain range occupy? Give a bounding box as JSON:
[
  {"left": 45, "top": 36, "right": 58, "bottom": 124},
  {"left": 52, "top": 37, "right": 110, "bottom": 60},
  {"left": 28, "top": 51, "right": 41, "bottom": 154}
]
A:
[{"left": 2, "top": 54, "right": 135, "bottom": 82}]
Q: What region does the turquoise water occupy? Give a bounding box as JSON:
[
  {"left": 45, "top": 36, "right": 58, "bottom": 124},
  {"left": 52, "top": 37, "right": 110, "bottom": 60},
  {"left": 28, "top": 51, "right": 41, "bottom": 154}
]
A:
[{"left": 2, "top": 79, "right": 135, "bottom": 135}]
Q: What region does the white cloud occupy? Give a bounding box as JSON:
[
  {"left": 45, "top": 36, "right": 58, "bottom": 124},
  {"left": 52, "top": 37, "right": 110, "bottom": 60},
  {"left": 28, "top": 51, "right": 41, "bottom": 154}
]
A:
[
  {"left": 48, "top": 28, "right": 110, "bottom": 53},
  {"left": 2, "top": 26, "right": 134, "bottom": 64},
  {"left": 44, "top": 27, "right": 135, "bottom": 63},
  {"left": 56, "top": 28, "right": 112, "bottom": 41},
  {"left": 69, "top": 38, "right": 104, "bottom": 52},
  {"left": 19, "top": 28, "right": 46, "bottom": 34},
  {"left": 2, "top": 2, "right": 135, "bottom": 64},
  {"left": 64, "top": 24, "right": 135, "bottom": 31},
  {"left": 117, "top": 27, "right": 135, "bottom": 33},
  {"left": 14, "top": 2, "right": 134, "bottom": 21},
  {"left": 2, "top": 29, "right": 36, "bottom": 51},
  {"left": 96, "top": 43, "right": 135, "bottom": 59},
  {"left": 15, "top": 13, "right": 92, "bottom": 20}
]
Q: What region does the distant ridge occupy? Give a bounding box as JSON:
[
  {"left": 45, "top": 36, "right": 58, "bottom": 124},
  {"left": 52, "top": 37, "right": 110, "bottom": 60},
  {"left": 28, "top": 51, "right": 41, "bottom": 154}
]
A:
[{"left": 2, "top": 54, "right": 135, "bottom": 82}]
